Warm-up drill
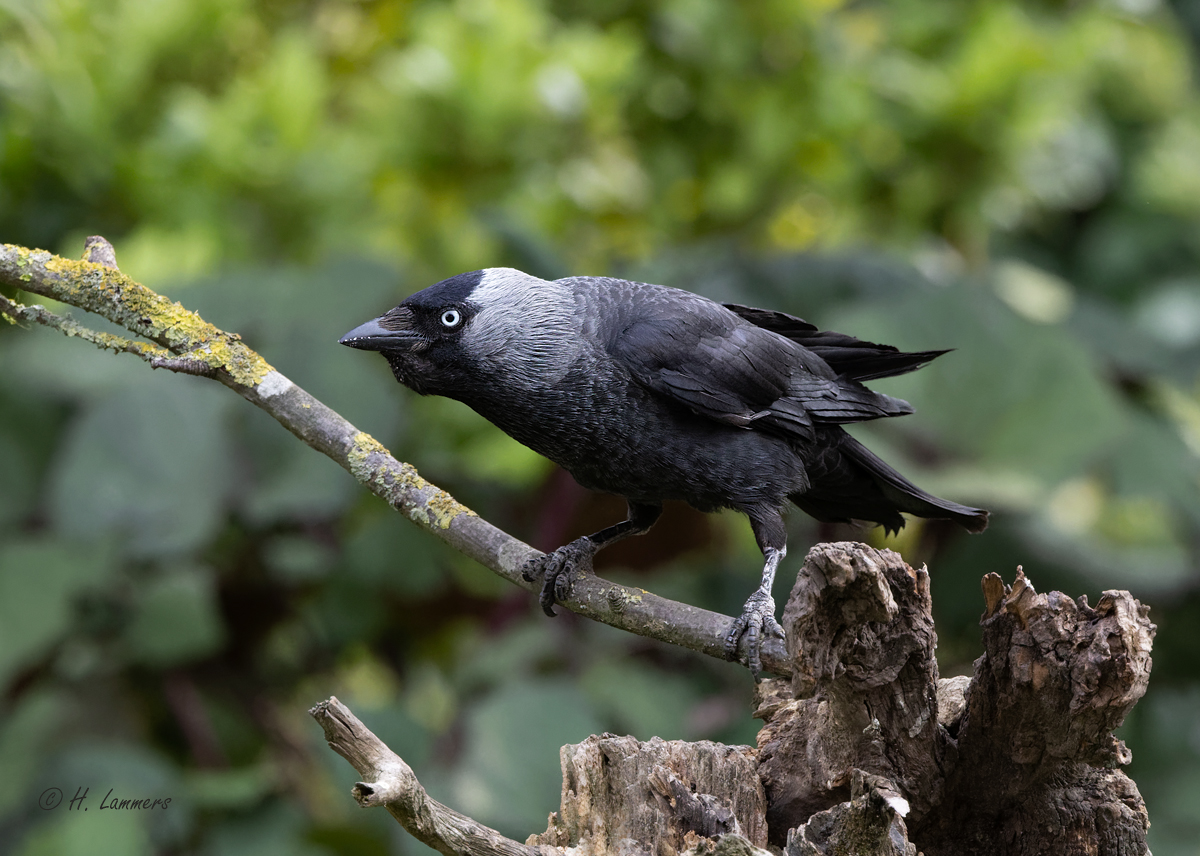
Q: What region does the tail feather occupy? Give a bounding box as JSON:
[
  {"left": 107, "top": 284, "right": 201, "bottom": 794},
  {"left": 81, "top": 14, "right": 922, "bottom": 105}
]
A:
[{"left": 790, "top": 434, "right": 988, "bottom": 534}]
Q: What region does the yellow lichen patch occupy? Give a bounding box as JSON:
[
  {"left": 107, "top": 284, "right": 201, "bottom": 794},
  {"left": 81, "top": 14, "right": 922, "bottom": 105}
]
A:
[
  {"left": 179, "top": 339, "right": 273, "bottom": 388},
  {"left": 35, "top": 253, "right": 274, "bottom": 387},
  {"left": 421, "top": 485, "right": 477, "bottom": 529},
  {"left": 346, "top": 431, "right": 393, "bottom": 483},
  {"left": 346, "top": 431, "right": 477, "bottom": 530},
  {"left": 43, "top": 254, "right": 203, "bottom": 338},
  {"left": 347, "top": 432, "right": 411, "bottom": 500},
  {"left": 127, "top": 340, "right": 170, "bottom": 358},
  {"left": 226, "top": 351, "right": 274, "bottom": 387},
  {"left": 89, "top": 331, "right": 133, "bottom": 351}
]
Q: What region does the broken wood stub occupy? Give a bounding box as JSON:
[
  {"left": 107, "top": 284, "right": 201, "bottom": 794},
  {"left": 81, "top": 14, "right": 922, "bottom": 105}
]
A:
[
  {"left": 785, "top": 769, "right": 916, "bottom": 856},
  {"left": 756, "top": 543, "right": 945, "bottom": 840},
  {"left": 753, "top": 543, "right": 1153, "bottom": 855},
  {"left": 969, "top": 570, "right": 1154, "bottom": 772},
  {"left": 915, "top": 570, "right": 1155, "bottom": 854},
  {"left": 527, "top": 734, "right": 768, "bottom": 856},
  {"left": 311, "top": 696, "right": 545, "bottom": 856}
]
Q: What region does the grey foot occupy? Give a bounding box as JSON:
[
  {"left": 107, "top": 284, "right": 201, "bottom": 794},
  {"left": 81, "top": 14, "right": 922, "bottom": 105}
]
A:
[
  {"left": 724, "top": 589, "right": 784, "bottom": 675},
  {"left": 520, "top": 538, "right": 597, "bottom": 616}
]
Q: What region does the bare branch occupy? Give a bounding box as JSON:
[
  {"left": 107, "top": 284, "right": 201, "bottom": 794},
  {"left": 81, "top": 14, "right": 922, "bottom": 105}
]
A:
[
  {"left": 0, "top": 241, "right": 788, "bottom": 674},
  {"left": 310, "top": 697, "right": 549, "bottom": 856}
]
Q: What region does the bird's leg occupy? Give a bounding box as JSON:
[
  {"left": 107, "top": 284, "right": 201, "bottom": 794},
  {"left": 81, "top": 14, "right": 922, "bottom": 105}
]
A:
[
  {"left": 724, "top": 547, "right": 787, "bottom": 675},
  {"left": 522, "top": 501, "right": 662, "bottom": 616},
  {"left": 725, "top": 511, "right": 788, "bottom": 675}
]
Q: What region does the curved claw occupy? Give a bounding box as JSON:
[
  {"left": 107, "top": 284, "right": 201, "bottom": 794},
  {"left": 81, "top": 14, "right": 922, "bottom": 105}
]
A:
[
  {"left": 724, "top": 589, "right": 784, "bottom": 675},
  {"left": 519, "top": 538, "right": 597, "bottom": 617}
]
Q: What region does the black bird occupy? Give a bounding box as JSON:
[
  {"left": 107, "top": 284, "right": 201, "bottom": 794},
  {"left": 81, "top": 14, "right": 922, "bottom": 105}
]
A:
[{"left": 340, "top": 268, "right": 987, "bottom": 672}]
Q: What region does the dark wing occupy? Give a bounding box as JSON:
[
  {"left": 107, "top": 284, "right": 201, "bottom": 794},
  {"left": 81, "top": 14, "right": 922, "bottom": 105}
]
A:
[
  {"left": 722, "top": 303, "right": 949, "bottom": 382},
  {"left": 609, "top": 299, "right": 914, "bottom": 442}
]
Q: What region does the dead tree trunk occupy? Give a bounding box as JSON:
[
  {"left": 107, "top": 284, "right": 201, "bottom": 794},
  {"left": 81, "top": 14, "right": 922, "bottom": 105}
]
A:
[
  {"left": 312, "top": 541, "right": 1154, "bottom": 856},
  {"left": 755, "top": 543, "right": 1153, "bottom": 856}
]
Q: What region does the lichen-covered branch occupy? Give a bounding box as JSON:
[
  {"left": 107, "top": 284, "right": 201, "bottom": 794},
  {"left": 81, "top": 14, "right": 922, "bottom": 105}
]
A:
[
  {"left": 0, "top": 239, "right": 787, "bottom": 674},
  {"left": 0, "top": 291, "right": 175, "bottom": 363},
  {"left": 310, "top": 697, "right": 548, "bottom": 856}
]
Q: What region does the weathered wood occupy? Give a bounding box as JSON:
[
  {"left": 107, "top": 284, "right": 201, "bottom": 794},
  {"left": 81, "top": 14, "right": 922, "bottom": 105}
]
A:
[
  {"left": 528, "top": 734, "right": 769, "bottom": 855},
  {"left": 310, "top": 697, "right": 550, "bottom": 856},
  {"left": 912, "top": 570, "right": 1154, "bottom": 855},
  {"left": 755, "top": 545, "right": 1153, "bottom": 856},
  {"left": 756, "top": 544, "right": 945, "bottom": 839},
  {"left": 785, "top": 770, "right": 916, "bottom": 856}
]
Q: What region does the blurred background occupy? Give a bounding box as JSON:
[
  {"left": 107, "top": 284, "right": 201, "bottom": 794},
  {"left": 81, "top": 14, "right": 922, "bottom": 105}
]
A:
[{"left": 2, "top": 0, "right": 1199, "bottom": 852}]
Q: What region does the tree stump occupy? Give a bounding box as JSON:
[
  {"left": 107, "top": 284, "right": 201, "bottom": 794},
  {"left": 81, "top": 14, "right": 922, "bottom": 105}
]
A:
[
  {"left": 528, "top": 735, "right": 768, "bottom": 855},
  {"left": 755, "top": 544, "right": 1153, "bottom": 855},
  {"left": 313, "top": 541, "right": 1155, "bottom": 856}
]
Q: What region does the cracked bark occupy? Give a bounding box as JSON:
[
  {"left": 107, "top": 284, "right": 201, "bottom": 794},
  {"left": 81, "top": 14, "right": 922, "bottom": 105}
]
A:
[
  {"left": 529, "top": 734, "right": 769, "bottom": 855},
  {"left": 756, "top": 545, "right": 1153, "bottom": 856}
]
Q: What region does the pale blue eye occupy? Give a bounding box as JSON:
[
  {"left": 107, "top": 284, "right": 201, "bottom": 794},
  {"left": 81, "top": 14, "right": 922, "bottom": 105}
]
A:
[{"left": 440, "top": 308, "right": 462, "bottom": 327}]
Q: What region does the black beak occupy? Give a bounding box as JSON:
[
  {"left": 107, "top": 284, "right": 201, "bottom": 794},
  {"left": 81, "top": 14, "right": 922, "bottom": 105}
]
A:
[{"left": 339, "top": 312, "right": 419, "bottom": 351}]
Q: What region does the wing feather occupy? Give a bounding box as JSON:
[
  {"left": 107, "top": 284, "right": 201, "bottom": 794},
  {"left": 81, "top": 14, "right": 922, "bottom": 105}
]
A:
[
  {"left": 609, "top": 298, "right": 913, "bottom": 442},
  {"left": 723, "top": 302, "right": 950, "bottom": 381}
]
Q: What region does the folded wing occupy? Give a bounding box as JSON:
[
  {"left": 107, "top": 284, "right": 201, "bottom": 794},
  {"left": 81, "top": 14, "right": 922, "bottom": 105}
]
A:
[
  {"left": 722, "top": 303, "right": 949, "bottom": 382},
  {"left": 610, "top": 299, "right": 922, "bottom": 442}
]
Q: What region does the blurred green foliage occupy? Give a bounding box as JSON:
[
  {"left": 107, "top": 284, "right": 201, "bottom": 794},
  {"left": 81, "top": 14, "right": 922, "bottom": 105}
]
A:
[{"left": 3, "top": 0, "right": 1200, "bottom": 852}]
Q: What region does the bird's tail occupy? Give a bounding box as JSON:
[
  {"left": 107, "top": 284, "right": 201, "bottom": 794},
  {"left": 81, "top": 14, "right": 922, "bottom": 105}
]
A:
[{"left": 790, "top": 434, "right": 988, "bottom": 535}]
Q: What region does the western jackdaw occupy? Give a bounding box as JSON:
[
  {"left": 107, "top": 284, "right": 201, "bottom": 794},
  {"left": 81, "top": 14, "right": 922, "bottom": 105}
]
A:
[{"left": 340, "top": 268, "right": 988, "bottom": 673}]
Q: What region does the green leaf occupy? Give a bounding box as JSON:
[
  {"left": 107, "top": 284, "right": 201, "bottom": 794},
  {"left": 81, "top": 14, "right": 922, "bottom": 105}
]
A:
[
  {"left": 17, "top": 810, "right": 151, "bottom": 856},
  {"left": 41, "top": 742, "right": 190, "bottom": 852},
  {"left": 122, "top": 568, "right": 225, "bottom": 667},
  {"left": 0, "top": 540, "right": 113, "bottom": 688},
  {"left": 0, "top": 689, "right": 65, "bottom": 815},
  {"left": 580, "top": 659, "right": 700, "bottom": 740},
  {"left": 342, "top": 512, "right": 445, "bottom": 597},
  {"left": 448, "top": 679, "right": 602, "bottom": 837},
  {"left": 200, "top": 800, "right": 326, "bottom": 856},
  {"left": 48, "top": 377, "right": 234, "bottom": 558},
  {"left": 831, "top": 284, "right": 1128, "bottom": 484},
  {"left": 186, "top": 765, "right": 275, "bottom": 812}
]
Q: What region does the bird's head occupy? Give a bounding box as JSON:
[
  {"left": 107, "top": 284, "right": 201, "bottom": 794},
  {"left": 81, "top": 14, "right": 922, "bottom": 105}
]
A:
[{"left": 339, "top": 267, "right": 579, "bottom": 396}]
